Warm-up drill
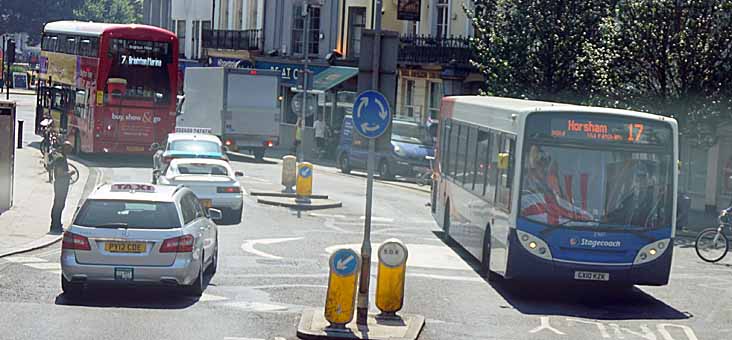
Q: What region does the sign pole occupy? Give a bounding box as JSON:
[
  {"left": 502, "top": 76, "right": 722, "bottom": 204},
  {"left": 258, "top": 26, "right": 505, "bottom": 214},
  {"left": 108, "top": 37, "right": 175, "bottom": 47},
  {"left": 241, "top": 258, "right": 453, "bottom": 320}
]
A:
[
  {"left": 357, "top": 0, "right": 383, "bottom": 326},
  {"left": 299, "top": 1, "right": 311, "bottom": 163}
]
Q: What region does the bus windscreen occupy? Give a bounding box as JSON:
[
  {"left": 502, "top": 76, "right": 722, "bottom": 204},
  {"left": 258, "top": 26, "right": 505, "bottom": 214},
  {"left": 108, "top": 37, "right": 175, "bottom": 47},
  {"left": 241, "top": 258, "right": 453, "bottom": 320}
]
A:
[{"left": 521, "top": 113, "right": 674, "bottom": 230}]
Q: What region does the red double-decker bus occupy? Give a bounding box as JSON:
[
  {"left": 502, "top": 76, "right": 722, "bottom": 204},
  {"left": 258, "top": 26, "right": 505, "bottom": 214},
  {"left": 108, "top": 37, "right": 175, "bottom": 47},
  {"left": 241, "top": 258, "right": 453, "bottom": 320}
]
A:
[{"left": 35, "top": 21, "right": 179, "bottom": 154}]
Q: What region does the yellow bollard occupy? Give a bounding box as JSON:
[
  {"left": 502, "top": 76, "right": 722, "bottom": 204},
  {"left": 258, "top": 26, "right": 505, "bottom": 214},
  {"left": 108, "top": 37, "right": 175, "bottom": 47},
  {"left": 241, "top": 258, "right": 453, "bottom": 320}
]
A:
[
  {"left": 324, "top": 248, "right": 360, "bottom": 327},
  {"left": 282, "top": 155, "right": 297, "bottom": 193},
  {"left": 296, "top": 162, "right": 313, "bottom": 200},
  {"left": 376, "top": 239, "right": 408, "bottom": 315}
]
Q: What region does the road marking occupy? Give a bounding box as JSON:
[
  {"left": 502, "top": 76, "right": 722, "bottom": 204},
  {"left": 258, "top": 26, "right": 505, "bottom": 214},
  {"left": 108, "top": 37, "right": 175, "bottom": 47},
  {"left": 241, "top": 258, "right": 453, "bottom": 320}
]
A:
[
  {"left": 529, "top": 316, "right": 566, "bottom": 335},
  {"left": 199, "top": 293, "right": 229, "bottom": 302},
  {"left": 323, "top": 219, "right": 348, "bottom": 233},
  {"left": 4, "top": 256, "right": 46, "bottom": 263},
  {"left": 223, "top": 301, "right": 290, "bottom": 312},
  {"left": 309, "top": 212, "right": 347, "bottom": 219},
  {"left": 567, "top": 318, "right": 610, "bottom": 338},
  {"left": 241, "top": 237, "right": 304, "bottom": 260},
  {"left": 246, "top": 284, "right": 328, "bottom": 290},
  {"left": 25, "top": 262, "right": 61, "bottom": 270},
  {"left": 360, "top": 216, "right": 394, "bottom": 223}
]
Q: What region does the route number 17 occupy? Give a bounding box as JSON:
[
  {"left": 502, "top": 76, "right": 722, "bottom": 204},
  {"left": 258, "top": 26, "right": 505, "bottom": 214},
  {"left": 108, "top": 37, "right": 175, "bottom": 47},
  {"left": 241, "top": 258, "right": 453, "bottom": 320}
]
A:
[{"left": 628, "top": 123, "right": 644, "bottom": 142}]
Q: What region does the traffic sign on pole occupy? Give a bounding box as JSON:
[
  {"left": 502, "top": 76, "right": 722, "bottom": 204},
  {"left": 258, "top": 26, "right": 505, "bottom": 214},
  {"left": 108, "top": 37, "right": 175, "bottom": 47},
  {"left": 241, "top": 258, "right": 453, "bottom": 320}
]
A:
[
  {"left": 352, "top": 90, "right": 392, "bottom": 139},
  {"left": 325, "top": 248, "right": 360, "bottom": 327}
]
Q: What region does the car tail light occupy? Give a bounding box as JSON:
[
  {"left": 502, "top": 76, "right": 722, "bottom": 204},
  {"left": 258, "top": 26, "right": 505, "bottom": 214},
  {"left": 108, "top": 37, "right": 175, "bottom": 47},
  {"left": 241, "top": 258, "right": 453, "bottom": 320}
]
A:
[
  {"left": 160, "top": 235, "right": 194, "bottom": 253},
  {"left": 217, "top": 186, "right": 241, "bottom": 193},
  {"left": 263, "top": 140, "right": 274, "bottom": 148},
  {"left": 62, "top": 232, "right": 91, "bottom": 251},
  {"left": 225, "top": 139, "right": 233, "bottom": 146}
]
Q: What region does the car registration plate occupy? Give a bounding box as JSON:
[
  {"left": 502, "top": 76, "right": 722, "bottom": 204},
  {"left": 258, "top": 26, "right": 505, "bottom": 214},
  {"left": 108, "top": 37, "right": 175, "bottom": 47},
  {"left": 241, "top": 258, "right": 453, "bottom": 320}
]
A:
[
  {"left": 200, "top": 199, "right": 213, "bottom": 208},
  {"left": 115, "top": 268, "right": 134, "bottom": 281},
  {"left": 105, "top": 242, "right": 147, "bottom": 253},
  {"left": 574, "top": 271, "right": 610, "bottom": 281}
]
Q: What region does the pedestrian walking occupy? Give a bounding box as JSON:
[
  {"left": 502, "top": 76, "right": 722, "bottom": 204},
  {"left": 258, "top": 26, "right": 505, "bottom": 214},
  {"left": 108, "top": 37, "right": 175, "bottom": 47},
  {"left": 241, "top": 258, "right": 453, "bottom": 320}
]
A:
[
  {"left": 49, "top": 141, "right": 75, "bottom": 233},
  {"left": 314, "top": 115, "right": 326, "bottom": 158},
  {"left": 293, "top": 118, "right": 303, "bottom": 157}
]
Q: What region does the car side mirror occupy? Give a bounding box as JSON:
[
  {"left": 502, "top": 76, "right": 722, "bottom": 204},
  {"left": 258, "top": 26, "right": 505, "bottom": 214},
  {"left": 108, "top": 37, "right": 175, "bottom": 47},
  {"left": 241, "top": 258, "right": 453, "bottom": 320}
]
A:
[
  {"left": 235, "top": 171, "right": 244, "bottom": 177},
  {"left": 208, "top": 208, "right": 223, "bottom": 221}
]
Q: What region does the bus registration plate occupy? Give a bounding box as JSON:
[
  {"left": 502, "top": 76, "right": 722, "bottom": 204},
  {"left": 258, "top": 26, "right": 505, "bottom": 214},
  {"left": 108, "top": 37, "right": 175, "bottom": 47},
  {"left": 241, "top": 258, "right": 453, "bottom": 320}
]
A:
[{"left": 574, "top": 271, "right": 609, "bottom": 281}]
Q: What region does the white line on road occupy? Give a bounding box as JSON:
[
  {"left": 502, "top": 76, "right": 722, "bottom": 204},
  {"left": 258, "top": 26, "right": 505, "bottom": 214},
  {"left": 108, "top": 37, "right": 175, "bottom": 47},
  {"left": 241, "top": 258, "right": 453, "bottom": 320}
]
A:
[
  {"left": 359, "top": 216, "right": 395, "bottom": 223},
  {"left": 406, "top": 273, "right": 483, "bottom": 282},
  {"left": 4, "top": 256, "right": 46, "bottom": 263},
  {"left": 240, "top": 237, "right": 304, "bottom": 260},
  {"left": 199, "top": 293, "right": 229, "bottom": 302},
  {"left": 25, "top": 262, "right": 61, "bottom": 270},
  {"left": 308, "top": 212, "right": 347, "bottom": 219}
]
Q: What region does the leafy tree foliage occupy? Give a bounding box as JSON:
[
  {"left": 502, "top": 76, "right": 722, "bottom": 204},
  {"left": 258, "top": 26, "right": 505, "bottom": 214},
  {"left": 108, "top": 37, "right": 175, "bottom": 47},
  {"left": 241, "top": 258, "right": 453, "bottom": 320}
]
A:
[
  {"left": 74, "top": 0, "right": 143, "bottom": 24},
  {"left": 587, "top": 0, "right": 732, "bottom": 145},
  {"left": 0, "top": 0, "right": 83, "bottom": 43},
  {"left": 468, "top": 0, "right": 732, "bottom": 145}
]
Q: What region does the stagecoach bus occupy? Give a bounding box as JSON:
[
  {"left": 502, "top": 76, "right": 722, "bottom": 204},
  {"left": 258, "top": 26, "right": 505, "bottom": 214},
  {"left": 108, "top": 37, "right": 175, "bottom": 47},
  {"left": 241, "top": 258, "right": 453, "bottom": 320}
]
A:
[
  {"left": 432, "top": 96, "right": 678, "bottom": 286},
  {"left": 35, "top": 21, "right": 179, "bottom": 154}
]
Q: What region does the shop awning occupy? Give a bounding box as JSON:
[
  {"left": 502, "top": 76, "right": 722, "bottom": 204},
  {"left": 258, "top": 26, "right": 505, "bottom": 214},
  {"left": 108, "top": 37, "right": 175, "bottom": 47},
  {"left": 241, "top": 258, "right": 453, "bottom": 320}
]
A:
[{"left": 311, "top": 66, "right": 358, "bottom": 92}]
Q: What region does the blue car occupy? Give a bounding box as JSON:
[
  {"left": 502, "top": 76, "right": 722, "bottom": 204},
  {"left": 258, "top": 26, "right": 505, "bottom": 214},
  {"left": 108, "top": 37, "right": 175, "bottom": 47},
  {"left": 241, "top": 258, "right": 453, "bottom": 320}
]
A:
[{"left": 336, "top": 116, "right": 435, "bottom": 179}]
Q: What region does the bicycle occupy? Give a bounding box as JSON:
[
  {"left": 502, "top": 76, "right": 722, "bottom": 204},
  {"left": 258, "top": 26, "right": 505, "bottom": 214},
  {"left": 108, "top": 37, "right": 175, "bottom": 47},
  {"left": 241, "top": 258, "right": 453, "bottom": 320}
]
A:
[{"left": 695, "top": 209, "right": 731, "bottom": 262}]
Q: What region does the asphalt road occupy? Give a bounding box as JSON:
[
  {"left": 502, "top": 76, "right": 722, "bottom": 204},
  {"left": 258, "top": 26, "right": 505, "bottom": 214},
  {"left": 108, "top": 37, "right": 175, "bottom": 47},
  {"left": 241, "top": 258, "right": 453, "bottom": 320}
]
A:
[{"left": 1, "top": 94, "right": 731, "bottom": 340}]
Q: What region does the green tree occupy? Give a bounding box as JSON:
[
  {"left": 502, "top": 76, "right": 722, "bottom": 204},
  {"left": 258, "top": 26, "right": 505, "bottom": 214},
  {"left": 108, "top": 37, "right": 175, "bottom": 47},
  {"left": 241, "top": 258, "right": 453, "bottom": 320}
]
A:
[
  {"left": 585, "top": 0, "right": 732, "bottom": 145},
  {"left": 1, "top": 0, "right": 84, "bottom": 43},
  {"left": 73, "top": 0, "right": 142, "bottom": 24},
  {"left": 466, "top": 0, "right": 615, "bottom": 102}
]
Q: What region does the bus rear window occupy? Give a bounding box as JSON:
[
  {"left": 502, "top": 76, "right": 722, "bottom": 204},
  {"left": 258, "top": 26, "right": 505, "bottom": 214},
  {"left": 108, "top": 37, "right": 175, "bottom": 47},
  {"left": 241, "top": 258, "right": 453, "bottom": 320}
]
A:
[{"left": 106, "top": 39, "right": 172, "bottom": 103}]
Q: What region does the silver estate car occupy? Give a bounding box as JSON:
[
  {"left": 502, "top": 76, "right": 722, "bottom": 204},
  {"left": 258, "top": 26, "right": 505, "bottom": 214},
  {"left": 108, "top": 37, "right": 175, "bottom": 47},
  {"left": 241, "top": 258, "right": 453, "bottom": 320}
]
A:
[{"left": 61, "top": 183, "right": 221, "bottom": 296}]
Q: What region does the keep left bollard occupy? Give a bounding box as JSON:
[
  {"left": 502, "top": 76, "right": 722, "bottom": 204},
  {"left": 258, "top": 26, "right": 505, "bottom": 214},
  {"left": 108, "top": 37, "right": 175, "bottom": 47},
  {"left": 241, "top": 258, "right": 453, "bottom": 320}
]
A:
[
  {"left": 282, "top": 155, "right": 297, "bottom": 193},
  {"left": 325, "top": 248, "right": 360, "bottom": 328},
  {"left": 376, "top": 239, "right": 408, "bottom": 317},
  {"left": 296, "top": 162, "right": 313, "bottom": 203}
]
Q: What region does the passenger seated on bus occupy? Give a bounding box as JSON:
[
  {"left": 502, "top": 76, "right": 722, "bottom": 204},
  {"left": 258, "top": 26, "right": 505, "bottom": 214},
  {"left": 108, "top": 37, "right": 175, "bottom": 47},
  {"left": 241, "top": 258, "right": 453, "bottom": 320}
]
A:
[{"left": 521, "top": 145, "right": 593, "bottom": 225}]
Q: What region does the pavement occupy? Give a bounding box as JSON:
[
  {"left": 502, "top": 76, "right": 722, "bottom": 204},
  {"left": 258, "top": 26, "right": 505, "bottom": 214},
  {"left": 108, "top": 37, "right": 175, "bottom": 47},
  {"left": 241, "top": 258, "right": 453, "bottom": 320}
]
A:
[{"left": 0, "top": 145, "right": 93, "bottom": 257}]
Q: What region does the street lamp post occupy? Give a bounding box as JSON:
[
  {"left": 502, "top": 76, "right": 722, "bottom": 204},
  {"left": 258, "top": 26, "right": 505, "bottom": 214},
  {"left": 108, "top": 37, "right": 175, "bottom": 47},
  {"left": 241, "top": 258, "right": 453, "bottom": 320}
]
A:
[{"left": 299, "top": 1, "right": 312, "bottom": 163}]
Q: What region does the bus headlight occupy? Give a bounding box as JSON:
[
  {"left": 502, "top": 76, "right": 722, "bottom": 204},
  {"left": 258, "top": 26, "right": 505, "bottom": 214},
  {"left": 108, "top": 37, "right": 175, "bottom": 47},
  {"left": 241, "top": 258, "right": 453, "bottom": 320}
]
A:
[
  {"left": 516, "top": 230, "right": 553, "bottom": 260},
  {"left": 633, "top": 238, "right": 670, "bottom": 265}
]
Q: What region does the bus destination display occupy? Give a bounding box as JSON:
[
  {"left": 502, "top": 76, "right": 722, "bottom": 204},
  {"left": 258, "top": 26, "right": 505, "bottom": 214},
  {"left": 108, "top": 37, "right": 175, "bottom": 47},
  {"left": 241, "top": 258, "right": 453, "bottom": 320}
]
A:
[{"left": 528, "top": 114, "right": 673, "bottom": 145}]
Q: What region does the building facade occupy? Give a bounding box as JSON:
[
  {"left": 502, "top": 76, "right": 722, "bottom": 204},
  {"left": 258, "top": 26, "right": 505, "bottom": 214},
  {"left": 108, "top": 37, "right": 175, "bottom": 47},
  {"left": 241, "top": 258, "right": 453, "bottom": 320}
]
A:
[
  {"left": 337, "top": 0, "right": 482, "bottom": 124},
  {"left": 142, "top": 0, "right": 173, "bottom": 31}
]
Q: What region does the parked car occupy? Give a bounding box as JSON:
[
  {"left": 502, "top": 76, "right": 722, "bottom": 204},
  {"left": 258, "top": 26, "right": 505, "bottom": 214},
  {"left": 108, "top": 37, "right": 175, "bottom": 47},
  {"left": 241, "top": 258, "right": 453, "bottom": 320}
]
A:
[
  {"left": 61, "top": 183, "right": 221, "bottom": 297},
  {"left": 336, "top": 117, "right": 435, "bottom": 179},
  {"left": 158, "top": 158, "right": 245, "bottom": 225}
]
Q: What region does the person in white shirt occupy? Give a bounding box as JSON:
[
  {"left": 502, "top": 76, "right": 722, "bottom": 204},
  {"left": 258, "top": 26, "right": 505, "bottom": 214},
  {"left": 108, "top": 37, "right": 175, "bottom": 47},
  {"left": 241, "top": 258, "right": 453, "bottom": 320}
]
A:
[{"left": 314, "top": 115, "right": 326, "bottom": 151}]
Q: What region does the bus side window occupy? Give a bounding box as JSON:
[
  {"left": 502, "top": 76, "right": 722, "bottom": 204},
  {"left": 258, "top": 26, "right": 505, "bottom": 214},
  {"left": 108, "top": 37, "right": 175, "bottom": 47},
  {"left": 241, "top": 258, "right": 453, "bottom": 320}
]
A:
[
  {"left": 474, "top": 130, "right": 491, "bottom": 198},
  {"left": 441, "top": 121, "right": 451, "bottom": 175},
  {"left": 449, "top": 123, "right": 461, "bottom": 178},
  {"left": 496, "top": 135, "right": 516, "bottom": 210},
  {"left": 485, "top": 131, "right": 499, "bottom": 202}
]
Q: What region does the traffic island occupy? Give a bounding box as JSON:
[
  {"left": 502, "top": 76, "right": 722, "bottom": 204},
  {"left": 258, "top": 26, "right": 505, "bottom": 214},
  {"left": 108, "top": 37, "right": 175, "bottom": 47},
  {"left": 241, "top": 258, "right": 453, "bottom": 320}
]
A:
[
  {"left": 297, "top": 308, "right": 425, "bottom": 340},
  {"left": 256, "top": 195, "right": 342, "bottom": 210}
]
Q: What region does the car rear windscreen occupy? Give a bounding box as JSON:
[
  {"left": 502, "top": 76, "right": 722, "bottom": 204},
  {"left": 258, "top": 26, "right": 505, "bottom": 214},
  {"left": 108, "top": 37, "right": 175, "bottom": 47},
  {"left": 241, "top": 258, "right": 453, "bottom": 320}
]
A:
[{"left": 74, "top": 200, "right": 182, "bottom": 229}]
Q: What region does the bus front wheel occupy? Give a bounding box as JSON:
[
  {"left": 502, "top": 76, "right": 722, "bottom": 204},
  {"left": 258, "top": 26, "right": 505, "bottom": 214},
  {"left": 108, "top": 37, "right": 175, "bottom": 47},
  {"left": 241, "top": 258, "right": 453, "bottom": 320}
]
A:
[{"left": 481, "top": 226, "right": 497, "bottom": 281}]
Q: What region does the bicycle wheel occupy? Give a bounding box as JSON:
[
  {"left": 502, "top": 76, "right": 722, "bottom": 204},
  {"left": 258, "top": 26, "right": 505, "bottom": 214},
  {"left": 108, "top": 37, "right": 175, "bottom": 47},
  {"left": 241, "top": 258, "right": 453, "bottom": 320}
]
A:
[
  {"left": 695, "top": 228, "right": 729, "bottom": 263},
  {"left": 68, "top": 163, "right": 80, "bottom": 185}
]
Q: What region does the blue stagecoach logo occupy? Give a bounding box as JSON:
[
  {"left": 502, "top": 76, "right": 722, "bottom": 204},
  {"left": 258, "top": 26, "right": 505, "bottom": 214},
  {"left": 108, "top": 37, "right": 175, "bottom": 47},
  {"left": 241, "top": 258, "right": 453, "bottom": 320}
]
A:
[{"left": 570, "top": 237, "right": 623, "bottom": 248}]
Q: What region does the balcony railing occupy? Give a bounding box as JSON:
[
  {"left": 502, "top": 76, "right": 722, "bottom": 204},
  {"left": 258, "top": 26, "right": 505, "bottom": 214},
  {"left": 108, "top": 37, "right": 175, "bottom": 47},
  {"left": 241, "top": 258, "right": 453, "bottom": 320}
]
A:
[
  {"left": 398, "top": 34, "right": 473, "bottom": 66},
  {"left": 202, "top": 29, "right": 262, "bottom": 51}
]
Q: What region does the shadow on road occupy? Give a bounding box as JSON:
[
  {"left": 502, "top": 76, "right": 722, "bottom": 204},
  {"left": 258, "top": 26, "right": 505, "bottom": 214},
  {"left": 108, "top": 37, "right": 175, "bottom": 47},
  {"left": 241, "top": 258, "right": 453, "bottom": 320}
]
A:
[
  {"left": 54, "top": 274, "right": 215, "bottom": 310},
  {"left": 432, "top": 230, "right": 691, "bottom": 321},
  {"left": 27, "top": 142, "right": 152, "bottom": 169}
]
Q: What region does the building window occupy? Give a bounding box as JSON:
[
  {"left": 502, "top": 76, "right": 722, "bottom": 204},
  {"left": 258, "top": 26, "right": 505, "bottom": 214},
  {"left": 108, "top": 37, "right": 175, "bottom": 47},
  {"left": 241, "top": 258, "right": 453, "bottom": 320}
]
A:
[
  {"left": 176, "top": 20, "right": 186, "bottom": 56},
  {"left": 347, "top": 7, "right": 366, "bottom": 58},
  {"left": 408, "top": 21, "right": 419, "bottom": 35},
  {"left": 402, "top": 79, "right": 416, "bottom": 118},
  {"left": 292, "top": 4, "right": 320, "bottom": 55},
  {"left": 192, "top": 21, "right": 200, "bottom": 58},
  {"left": 427, "top": 81, "right": 442, "bottom": 120},
  {"left": 436, "top": 0, "right": 449, "bottom": 38}
]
